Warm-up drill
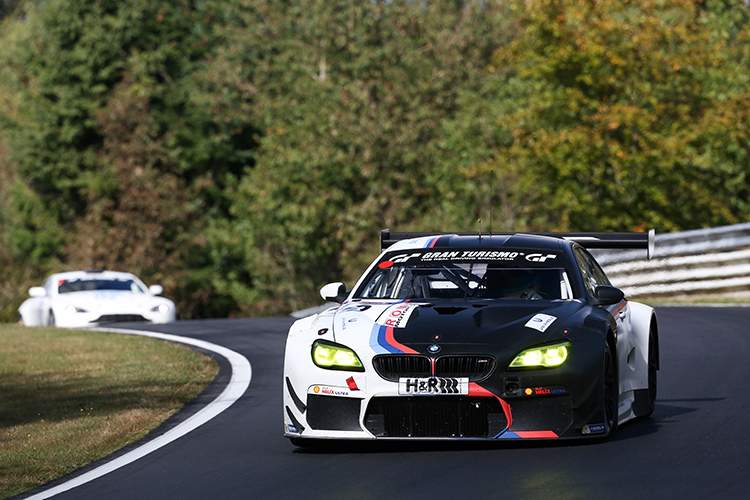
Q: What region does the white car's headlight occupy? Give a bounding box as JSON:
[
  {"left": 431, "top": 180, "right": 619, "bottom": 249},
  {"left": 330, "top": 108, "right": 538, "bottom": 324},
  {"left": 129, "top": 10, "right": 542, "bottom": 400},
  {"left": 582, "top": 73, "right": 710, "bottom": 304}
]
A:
[
  {"left": 65, "top": 305, "right": 87, "bottom": 315},
  {"left": 151, "top": 304, "right": 170, "bottom": 314}
]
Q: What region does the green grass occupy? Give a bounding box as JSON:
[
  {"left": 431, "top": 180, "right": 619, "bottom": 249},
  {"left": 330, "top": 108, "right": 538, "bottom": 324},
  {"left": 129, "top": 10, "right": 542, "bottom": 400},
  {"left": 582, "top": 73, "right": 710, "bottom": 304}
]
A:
[{"left": 0, "top": 324, "right": 218, "bottom": 499}]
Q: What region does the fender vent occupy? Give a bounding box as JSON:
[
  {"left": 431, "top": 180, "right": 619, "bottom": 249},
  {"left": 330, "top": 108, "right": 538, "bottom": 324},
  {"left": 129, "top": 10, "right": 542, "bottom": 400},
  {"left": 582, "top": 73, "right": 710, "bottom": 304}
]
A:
[{"left": 583, "top": 314, "right": 609, "bottom": 334}]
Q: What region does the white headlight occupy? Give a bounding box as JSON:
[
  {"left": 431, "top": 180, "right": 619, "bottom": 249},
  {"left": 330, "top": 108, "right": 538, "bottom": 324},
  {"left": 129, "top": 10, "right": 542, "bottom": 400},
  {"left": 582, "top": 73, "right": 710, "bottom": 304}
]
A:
[{"left": 157, "top": 304, "right": 169, "bottom": 314}]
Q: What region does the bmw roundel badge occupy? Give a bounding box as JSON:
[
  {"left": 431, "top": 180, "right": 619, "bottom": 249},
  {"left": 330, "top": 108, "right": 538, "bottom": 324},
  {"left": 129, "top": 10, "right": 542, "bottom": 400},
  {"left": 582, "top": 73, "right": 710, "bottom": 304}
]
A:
[{"left": 428, "top": 344, "right": 441, "bottom": 353}]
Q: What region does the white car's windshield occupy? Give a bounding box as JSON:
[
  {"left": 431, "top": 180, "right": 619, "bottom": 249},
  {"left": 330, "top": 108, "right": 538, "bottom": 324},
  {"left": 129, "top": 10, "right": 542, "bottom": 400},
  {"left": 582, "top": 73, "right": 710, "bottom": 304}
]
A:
[
  {"left": 355, "top": 249, "right": 573, "bottom": 301},
  {"left": 58, "top": 279, "right": 144, "bottom": 294}
]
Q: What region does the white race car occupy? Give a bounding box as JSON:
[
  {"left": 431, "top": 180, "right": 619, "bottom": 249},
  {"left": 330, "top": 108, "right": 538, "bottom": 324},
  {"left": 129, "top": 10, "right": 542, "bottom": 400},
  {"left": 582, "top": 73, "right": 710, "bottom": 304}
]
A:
[
  {"left": 18, "top": 270, "right": 176, "bottom": 328},
  {"left": 284, "top": 230, "right": 658, "bottom": 445}
]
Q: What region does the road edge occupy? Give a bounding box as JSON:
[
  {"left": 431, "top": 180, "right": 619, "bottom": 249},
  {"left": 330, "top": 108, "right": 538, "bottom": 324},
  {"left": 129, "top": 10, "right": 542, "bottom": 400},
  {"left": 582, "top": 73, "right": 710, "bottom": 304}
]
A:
[{"left": 21, "top": 327, "right": 252, "bottom": 500}]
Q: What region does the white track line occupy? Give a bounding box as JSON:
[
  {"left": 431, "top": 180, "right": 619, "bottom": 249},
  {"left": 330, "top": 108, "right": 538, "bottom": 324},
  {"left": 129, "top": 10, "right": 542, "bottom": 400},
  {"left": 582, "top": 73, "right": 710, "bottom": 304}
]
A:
[{"left": 25, "top": 327, "right": 252, "bottom": 500}]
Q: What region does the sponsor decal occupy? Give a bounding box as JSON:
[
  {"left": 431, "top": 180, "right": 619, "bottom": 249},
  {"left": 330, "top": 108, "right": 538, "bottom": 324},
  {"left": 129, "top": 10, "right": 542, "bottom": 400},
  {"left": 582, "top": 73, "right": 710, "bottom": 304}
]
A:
[
  {"left": 421, "top": 250, "right": 521, "bottom": 262},
  {"left": 338, "top": 316, "right": 359, "bottom": 331},
  {"left": 369, "top": 320, "right": 420, "bottom": 354},
  {"left": 524, "top": 313, "right": 557, "bottom": 332},
  {"left": 286, "top": 423, "right": 299, "bottom": 434},
  {"left": 522, "top": 387, "right": 569, "bottom": 397},
  {"left": 388, "top": 250, "right": 525, "bottom": 264},
  {"left": 398, "top": 377, "right": 469, "bottom": 395},
  {"left": 391, "top": 253, "right": 423, "bottom": 264},
  {"left": 525, "top": 253, "right": 557, "bottom": 263},
  {"left": 424, "top": 236, "right": 440, "bottom": 248},
  {"left": 582, "top": 424, "right": 606, "bottom": 435},
  {"left": 310, "top": 385, "right": 351, "bottom": 397},
  {"left": 378, "top": 303, "right": 418, "bottom": 329},
  {"left": 346, "top": 376, "right": 359, "bottom": 391}
]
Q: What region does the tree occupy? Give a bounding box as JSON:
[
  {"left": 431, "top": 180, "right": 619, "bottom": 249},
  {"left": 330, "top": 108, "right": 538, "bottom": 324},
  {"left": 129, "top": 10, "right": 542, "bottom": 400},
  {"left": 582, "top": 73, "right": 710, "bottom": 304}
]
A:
[
  {"left": 0, "top": 0, "right": 255, "bottom": 317},
  {"left": 484, "top": 0, "right": 750, "bottom": 232},
  {"left": 199, "top": 0, "right": 516, "bottom": 314}
]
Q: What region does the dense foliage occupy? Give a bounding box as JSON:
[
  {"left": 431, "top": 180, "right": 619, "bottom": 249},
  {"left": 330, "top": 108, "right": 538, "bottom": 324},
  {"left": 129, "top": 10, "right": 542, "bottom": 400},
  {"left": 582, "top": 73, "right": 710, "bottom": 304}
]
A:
[{"left": 1, "top": 0, "right": 749, "bottom": 319}]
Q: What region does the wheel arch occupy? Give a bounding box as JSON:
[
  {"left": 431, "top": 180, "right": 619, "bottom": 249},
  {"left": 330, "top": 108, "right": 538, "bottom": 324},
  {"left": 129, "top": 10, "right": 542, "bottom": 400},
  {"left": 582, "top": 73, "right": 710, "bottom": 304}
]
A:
[{"left": 628, "top": 301, "right": 658, "bottom": 371}]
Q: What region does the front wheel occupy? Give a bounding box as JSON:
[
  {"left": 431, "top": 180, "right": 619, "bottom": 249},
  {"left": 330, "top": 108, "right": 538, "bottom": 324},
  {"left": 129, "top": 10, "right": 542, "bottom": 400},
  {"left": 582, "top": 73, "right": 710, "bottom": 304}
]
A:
[
  {"left": 603, "top": 343, "right": 618, "bottom": 434},
  {"left": 645, "top": 331, "right": 657, "bottom": 417}
]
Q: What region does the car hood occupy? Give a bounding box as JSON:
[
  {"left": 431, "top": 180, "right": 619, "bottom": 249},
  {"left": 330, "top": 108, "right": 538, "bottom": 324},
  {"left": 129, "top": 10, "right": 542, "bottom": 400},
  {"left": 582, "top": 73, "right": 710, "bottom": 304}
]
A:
[{"left": 329, "top": 299, "right": 585, "bottom": 354}]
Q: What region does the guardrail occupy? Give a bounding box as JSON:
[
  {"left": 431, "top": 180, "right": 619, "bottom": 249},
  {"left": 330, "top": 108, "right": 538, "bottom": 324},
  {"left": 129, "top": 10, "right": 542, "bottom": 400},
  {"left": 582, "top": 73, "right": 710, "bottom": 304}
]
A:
[{"left": 593, "top": 222, "right": 750, "bottom": 297}]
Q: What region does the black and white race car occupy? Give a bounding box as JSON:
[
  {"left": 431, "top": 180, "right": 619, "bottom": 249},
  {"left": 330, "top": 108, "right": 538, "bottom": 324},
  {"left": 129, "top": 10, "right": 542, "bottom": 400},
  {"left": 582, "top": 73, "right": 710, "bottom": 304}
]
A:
[{"left": 284, "top": 230, "right": 658, "bottom": 444}]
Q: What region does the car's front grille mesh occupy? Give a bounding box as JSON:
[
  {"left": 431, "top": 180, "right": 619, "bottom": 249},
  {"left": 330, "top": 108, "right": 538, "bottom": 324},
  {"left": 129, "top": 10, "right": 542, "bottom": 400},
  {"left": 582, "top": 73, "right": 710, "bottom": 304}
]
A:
[
  {"left": 365, "top": 396, "right": 507, "bottom": 438},
  {"left": 373, "top": 355, "right": 431, "bottom": 380},
  {"left": 435, "top": 356, "right": 495, "bottom": 379},
  {"left": 94, "top": 314, "right": 147, "bottom": 323},
  {"left": 373, "top": 355, "right": 495, "bottom": 382}
]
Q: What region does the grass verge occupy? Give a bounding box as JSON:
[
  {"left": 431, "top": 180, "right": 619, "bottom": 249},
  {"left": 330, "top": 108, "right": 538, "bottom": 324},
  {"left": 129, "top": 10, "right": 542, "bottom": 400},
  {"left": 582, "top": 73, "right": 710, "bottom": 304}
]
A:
[{"left": 0, "top": 324, "right": 219, "bottom": 499}]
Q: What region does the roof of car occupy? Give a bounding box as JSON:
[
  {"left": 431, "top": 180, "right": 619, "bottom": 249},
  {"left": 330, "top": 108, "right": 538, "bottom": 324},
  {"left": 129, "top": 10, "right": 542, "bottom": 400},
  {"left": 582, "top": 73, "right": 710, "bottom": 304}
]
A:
[
  {"left": 380, "top": 229, "right": 655, "bottom": 258},
  {"left": 386, "top": 233, "right": 567, "bottom": 253},
  {"left": 51, "top": 270, "right": 139, "bottom": 281}
]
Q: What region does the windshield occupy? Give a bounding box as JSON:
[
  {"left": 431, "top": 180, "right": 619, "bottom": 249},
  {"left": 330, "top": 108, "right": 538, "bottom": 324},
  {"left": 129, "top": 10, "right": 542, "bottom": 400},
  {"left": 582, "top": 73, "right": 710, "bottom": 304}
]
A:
[
  {"left": 355, "top": 249, "right": 573, "bottom": 301},
  {"left": 58, "top": 279, "right": 144, "bottom": 294}
]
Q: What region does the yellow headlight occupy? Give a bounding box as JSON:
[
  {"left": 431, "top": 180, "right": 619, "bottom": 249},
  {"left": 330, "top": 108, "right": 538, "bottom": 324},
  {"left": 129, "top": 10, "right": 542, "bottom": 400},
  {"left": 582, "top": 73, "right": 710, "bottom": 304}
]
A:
[
  {"left": 510, "top": 342, "right": 570, "bottom": 369},
  {"left": 312, "top": 341, "right": 364, "bottom": 371}
]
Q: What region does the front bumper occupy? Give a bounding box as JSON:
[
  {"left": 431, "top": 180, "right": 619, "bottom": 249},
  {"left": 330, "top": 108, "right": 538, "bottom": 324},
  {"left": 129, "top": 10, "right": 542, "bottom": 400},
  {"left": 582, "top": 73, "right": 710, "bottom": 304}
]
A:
[
  {"left": 54, "top": 309, "right": 176, "bottom": 327},
  {"left": 283, "top": 342, "right": 607, "bottom": 441}
]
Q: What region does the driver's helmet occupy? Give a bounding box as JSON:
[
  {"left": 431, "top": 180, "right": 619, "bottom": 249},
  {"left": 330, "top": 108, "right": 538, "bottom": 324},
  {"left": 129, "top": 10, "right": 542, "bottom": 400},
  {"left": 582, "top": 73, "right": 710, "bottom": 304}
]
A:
[{"left": 483, "top": 269, "right": 542, "bottom": 298}]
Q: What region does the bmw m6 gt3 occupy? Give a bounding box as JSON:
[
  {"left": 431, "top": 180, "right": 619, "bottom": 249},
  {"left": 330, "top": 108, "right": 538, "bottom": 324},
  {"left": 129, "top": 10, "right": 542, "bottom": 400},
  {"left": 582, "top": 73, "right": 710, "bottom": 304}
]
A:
[{"left": 283, "top": 231, "right": 658, "bottom": 444}]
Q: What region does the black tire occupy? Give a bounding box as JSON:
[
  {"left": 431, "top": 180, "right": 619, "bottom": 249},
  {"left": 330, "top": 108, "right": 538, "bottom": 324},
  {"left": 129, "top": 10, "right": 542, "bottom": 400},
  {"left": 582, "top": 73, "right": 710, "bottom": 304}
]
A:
[
  {"left": 603, "top": 342, "right": 618, "bottom": 434},
  {"left": 47, "top": 310, "right": 56, "bottom": 327},
  {"left": 645, "top": 331, "right": 657, "bottom": 417},
  {"left": 289, "top": 437, "right": 307, "bottom": 447}
]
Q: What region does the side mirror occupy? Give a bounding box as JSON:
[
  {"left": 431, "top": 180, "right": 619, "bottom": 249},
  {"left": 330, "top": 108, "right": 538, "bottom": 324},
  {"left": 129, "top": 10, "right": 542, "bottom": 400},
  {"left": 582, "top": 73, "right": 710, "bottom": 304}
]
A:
[
  {"left": 594, "top": 285, "right": 624, "bottom": 306},
  {"left": 320, "top": 282, "right": 347, "bottom": 304},
  {"left": 29, "top": 287, "right": 46, "bottom": 298},
  {"left": 149, "top": 285, "right": 164, "bottom": 296}
]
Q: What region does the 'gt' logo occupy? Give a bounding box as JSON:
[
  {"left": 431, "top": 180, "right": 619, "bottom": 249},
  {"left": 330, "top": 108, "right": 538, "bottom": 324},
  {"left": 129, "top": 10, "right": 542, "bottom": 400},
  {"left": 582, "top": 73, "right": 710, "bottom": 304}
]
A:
[
  {"left": 390, "top": 253, "right": 421, "bottom": 263},
  {"left": 526, "top": 253, "right": 556, "bottom": 263}
]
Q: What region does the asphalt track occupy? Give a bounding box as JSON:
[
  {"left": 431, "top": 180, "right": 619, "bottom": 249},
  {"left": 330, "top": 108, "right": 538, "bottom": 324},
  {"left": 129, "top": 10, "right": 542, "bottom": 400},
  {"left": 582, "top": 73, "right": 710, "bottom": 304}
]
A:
[{"left": 15, "top": 307, "right": 750, "bottom": 500}]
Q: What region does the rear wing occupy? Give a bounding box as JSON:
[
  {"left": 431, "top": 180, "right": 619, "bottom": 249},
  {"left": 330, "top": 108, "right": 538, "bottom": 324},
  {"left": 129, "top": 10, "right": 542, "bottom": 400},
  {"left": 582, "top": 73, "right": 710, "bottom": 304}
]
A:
[{"left": 380, "top": 229, "right": 655, "bottom": 260}]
